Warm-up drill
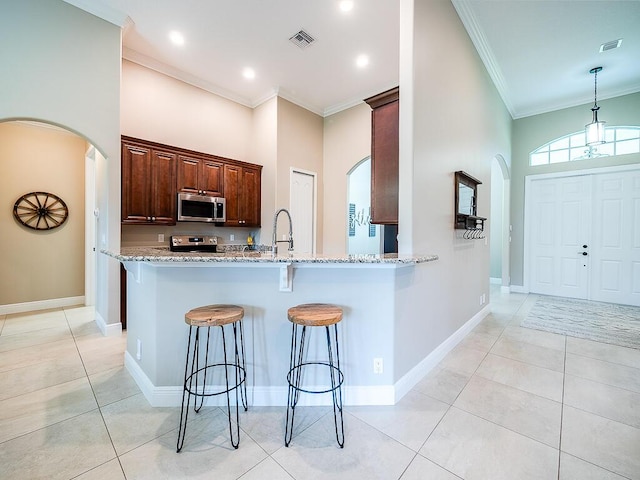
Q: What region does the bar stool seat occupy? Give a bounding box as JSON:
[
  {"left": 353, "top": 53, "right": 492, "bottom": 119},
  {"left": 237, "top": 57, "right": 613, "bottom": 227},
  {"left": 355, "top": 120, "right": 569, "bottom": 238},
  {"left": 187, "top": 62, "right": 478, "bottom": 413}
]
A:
[
  {"left": 285, "top": 303, "right": 344, "bottom": 448},
  {"left": 176, "top": 304, "right": 247, "bottom": 452}
]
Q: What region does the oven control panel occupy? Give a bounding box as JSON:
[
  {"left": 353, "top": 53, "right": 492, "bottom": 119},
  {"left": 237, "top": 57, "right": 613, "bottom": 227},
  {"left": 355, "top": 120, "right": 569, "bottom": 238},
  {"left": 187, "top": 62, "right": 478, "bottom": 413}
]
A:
[{"left": 170, "top": 235, "right": 218, "bottom": 252}]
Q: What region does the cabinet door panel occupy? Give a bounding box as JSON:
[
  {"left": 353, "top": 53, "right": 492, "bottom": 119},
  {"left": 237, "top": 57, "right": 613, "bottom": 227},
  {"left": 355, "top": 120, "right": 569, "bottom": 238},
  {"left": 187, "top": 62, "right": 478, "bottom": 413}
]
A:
[
  {"left": 370, "top": 99, "right": 399, "bottom": 224},
  {"left": 150, "top": 150, "right": 177, "bottom": 224},
  {"left": 242, "top": 167, "right": 261, "bottom": 227},
  {"left": 223, "top": 164, "right": 241, "bottom": 225},
  {"left": 177, "top": 156, "right": 200, "bottom": 194},
  {"left": 201, "top": 160, "right": 223, "bottom": 196},
  {"left": 122, "top": 143, "right": 152, "bottom": 223}
]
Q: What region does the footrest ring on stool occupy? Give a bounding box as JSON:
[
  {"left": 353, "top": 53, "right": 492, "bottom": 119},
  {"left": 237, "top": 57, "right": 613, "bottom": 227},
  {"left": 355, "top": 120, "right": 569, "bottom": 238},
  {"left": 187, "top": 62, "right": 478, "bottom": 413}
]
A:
[
  {"left": 286, "top": 361, "right": 344, "bottom": 394},
  {"left": 184, "top": 363, "right": 246, "bottom": 397}
]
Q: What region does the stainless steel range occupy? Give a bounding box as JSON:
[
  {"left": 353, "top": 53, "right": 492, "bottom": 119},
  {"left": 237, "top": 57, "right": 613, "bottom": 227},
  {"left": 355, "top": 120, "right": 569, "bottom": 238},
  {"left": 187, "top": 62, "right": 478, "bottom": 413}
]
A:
[{"left": 170, "top": 235, "right": 218, "bottom": 253}]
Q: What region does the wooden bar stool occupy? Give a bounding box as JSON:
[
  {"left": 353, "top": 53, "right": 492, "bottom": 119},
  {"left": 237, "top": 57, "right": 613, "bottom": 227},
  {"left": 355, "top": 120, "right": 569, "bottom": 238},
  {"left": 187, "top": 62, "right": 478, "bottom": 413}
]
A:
[
  {"left": 176, "top": 304, "right": 247, "bottom": 452},
  {"left": 285, "top": 303, "right": 344, "bottom": 448}
]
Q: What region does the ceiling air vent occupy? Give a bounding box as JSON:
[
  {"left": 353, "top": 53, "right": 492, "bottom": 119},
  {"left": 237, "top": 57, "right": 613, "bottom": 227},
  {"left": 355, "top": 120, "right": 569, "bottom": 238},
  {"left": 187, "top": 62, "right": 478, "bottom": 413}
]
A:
[
  {"left": 600, "top": 39, "right": 622, "bottom": 53},
  {"left": 289, "top": 30, "right": 315, "bottom": 49}
]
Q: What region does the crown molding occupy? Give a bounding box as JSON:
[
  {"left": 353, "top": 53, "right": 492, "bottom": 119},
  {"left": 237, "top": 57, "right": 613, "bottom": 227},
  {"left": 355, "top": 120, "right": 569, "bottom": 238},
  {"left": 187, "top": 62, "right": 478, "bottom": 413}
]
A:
[
  {"left": 451, "top": 0, "right": 514, "bottom": 118},
  {"left": 61, "top": 0, "right": 130, "bottom": 27},
  {"left": 122, "top": 48, "right": 254, "bottom": 109}
]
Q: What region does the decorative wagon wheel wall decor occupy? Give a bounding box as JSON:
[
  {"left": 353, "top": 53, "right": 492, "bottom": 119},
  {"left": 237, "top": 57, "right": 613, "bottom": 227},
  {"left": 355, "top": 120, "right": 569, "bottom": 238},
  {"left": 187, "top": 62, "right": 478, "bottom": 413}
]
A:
[{"left": 13, "top": 191, "right": 69, "bottom": 230}]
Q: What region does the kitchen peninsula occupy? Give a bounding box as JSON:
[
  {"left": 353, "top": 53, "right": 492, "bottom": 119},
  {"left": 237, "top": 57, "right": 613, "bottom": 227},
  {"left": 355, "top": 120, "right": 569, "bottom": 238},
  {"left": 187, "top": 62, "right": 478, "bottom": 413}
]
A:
[{"left": 105, "top": 247, "right": 442, "bottom": 407}]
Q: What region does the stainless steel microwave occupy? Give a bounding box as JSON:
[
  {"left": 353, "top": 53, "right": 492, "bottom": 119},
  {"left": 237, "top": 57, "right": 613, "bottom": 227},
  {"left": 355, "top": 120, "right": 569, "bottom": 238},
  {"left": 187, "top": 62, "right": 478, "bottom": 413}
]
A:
[{"left": 177, "top": 193, "right": 226, "bottom": 223}]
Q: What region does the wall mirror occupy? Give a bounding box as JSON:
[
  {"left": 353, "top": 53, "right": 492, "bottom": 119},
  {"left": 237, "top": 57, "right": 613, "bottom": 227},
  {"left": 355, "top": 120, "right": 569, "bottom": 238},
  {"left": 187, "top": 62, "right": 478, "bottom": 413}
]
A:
[
  {"left": 454, "top": 171, "right": 486, "bottom": 234},
  {"left": 457, "top": 181, "right": 475, "bottom": 216}
]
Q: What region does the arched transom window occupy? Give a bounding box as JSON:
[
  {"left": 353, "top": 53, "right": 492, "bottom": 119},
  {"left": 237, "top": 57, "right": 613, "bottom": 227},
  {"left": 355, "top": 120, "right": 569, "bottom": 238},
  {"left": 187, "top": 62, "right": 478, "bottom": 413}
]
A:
[{"left": 530, "top": 126, "right": 640, "bottom": 166}]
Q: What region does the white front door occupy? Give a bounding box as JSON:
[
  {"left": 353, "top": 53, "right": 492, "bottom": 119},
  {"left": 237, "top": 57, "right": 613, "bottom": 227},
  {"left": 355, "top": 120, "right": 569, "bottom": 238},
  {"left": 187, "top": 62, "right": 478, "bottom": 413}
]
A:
[
  {"left": 290, "top": 169, "right": 316, "bottom": 255},
  {"left": 591, "top": 170, "right": 640, "bottom": 305},
  {"left": 528, "top": 175, "right": 591, "bottom": 299},
  {"left": 526, "top": 166, "right": 640, "bottom": 306}
]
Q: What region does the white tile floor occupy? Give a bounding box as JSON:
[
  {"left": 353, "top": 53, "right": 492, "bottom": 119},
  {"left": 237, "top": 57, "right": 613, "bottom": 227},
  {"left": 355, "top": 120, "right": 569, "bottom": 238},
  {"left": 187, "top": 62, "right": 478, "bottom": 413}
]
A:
[{"left": 1, "top": 289, "right": 639, "bottom": 479}]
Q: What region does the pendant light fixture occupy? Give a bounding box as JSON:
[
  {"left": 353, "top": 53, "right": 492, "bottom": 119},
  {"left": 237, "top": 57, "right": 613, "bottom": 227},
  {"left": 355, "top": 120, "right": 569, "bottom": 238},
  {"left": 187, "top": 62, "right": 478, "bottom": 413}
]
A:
[{"left": 585, "top": 66, "right": 606, "bottom": 146}]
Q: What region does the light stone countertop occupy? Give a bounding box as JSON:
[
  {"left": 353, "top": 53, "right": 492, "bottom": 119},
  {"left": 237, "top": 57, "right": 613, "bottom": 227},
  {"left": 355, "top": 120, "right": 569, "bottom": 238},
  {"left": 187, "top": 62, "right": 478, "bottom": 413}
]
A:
[{"left": 102, "top": 246, "right": 438, "bottom": 265}]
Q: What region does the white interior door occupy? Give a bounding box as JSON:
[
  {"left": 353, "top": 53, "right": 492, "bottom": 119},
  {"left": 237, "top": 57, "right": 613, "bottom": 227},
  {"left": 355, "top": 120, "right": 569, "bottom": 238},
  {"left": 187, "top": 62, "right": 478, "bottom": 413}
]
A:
[
  {"left": 290, "top": 169, "right": 316, "bottom": 255},
  {"left": 591, "top": 170, "right": 640, "bottom": 305},
  {"left": 528, "top": 175, "right": 591, "bottom": 299}
]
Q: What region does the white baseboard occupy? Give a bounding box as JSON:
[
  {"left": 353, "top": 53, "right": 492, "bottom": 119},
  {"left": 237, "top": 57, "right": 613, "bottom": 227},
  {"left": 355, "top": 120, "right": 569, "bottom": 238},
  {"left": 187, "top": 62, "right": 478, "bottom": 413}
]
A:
[
  {"left": 95, "top": 310, "right": 122, "bottom": 337},
  {"left": 393, "top": 304, "right": 491, "bottom": 403},
  {"left": 125, "top": 351, "right": 396, "bottom": 407},
  {"left": 0, "top": 296, "right": 85, "bottom": 315},
  {"left": 509, "top": 284, "right": 527, "bottom": 293},
  {"left": 125, "top": 305, "right": 491, "bottom": 408}
]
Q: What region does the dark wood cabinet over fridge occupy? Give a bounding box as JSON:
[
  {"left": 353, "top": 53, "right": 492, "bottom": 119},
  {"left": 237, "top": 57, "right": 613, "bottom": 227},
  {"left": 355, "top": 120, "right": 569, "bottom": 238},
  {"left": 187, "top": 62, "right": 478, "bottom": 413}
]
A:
[{"left": 364, "top": 87, "right": 399, "bottom": 225}]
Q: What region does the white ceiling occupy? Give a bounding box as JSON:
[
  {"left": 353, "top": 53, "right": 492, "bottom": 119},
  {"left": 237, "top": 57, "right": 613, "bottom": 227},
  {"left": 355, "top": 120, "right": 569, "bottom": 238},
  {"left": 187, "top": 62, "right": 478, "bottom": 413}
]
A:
[{"left": 64, "top": 0, "right": 640, "bottom": 119}]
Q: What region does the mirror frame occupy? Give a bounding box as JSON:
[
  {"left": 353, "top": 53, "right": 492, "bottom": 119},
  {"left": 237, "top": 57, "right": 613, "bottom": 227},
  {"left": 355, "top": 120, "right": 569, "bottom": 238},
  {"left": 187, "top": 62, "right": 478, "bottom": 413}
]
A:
[{"left": 454, "top": 170, "right": 484, "bottom": 229}]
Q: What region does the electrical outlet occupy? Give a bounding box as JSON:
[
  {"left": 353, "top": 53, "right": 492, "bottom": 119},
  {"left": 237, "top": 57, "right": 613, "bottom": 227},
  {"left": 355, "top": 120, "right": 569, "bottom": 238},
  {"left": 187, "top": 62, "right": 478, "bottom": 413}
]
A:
[
  {"left": 480, "top": 294, "right": 484, "bottom": 306},
  {"left": 230, "top": 234, "right": 235, "bottom": 241},
  {"left": 373, "top": 357, "right": 383, "bottom": 374},
  {"left": 158, "top": 233, "right": 164, "bottom": 242}
]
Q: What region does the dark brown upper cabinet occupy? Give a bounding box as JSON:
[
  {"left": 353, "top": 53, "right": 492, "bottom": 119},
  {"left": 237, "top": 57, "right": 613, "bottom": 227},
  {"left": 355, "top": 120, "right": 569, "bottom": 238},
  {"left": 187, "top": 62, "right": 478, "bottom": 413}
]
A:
[
  {"left": 177, "top": 155, "right": 223, "bottom": 197},
  {"left": 223, "top": 163, "right": 262, "bottom": 227},
  {"left": 364, "top": 87, "right": 399, "bottom": 225},
  {"left": 121, "top": 138, "right": 177, "bottom": 225},
  {"left": 121, "top": 136, "right": 261, "bottom": 227}
]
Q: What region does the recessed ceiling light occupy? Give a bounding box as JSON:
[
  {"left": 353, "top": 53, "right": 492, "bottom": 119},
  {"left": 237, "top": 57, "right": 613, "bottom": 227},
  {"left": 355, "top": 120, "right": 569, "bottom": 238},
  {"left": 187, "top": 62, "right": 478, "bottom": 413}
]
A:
[
  {"left": 242, "top": 67, "right": 256, "bottom": 80},
  {"left": 339, "top": 1, "right": 354, "bottom": 12},
  {"left": 169, "top": 30, "right": 185, "bottom": 46},
  {"left": 356, "top": 54, "right": 369, "bottom": 68}
]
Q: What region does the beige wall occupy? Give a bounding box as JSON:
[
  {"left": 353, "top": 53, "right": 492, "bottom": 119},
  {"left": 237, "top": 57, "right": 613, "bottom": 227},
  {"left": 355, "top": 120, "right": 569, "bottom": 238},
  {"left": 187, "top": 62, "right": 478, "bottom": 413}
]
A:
[
  {"left": 393, "top": 0, "right": 512, "bottom": 376},
  {"left": 120, "top": 60, "right": 258, "bottom": 246},
  {"left": 323, "top": 103, "right": 372, "bottom": 254},
  {"left": 276, "top": 98, "right": 325, "bottom": 251},
  {"left": 0, "top": 122, "right": 86, "bottom": 304},
  {"left": 120, "top": 65, "right": 328, "bottom": 251},
  {"left": 251, "top": 97, "right": 278, "bottom": 240},
  {"left": 121, "top": 60, "right": 253, "bottom": 161}
]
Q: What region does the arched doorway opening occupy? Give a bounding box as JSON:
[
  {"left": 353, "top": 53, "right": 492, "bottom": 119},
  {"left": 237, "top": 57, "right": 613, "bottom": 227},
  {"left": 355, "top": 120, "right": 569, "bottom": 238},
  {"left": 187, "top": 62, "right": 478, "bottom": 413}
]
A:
[
  {"left": 0, "top": 119, "right": 98, "bottom": 313},
  {"left": 490, "top": 154, "right": 511, "bottom": 292}
]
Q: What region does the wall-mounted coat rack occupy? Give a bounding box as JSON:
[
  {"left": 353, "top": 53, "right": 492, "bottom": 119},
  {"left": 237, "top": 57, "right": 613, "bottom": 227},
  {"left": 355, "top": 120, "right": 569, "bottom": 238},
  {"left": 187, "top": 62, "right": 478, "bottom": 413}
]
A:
[{"left": 454, "top": 171, "right": 486, "bottom": 239}]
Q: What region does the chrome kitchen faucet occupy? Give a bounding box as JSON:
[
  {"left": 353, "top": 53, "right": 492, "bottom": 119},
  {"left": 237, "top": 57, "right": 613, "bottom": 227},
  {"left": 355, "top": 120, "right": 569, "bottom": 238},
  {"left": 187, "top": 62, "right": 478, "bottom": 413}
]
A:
[{"left": 272, "top": 208, "right": 294, "bottom": 256}]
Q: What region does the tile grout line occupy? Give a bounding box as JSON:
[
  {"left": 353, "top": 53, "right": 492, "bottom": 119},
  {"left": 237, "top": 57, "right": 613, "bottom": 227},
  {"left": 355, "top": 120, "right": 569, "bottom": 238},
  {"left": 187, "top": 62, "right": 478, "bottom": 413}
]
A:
[
  {"left": 63, "top": 307, "right": 129, "bottom": 480},
  {"left": 557, "top": 335, "right": 567, "bottom": 480},
  {"left": 412, "top": 319, "right": 500, "bottom": 477}
]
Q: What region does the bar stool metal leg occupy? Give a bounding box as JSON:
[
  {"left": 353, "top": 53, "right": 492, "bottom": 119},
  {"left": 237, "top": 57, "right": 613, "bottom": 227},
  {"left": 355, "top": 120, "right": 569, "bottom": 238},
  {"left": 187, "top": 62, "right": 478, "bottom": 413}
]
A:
[
  {"left": 219, "top": 325, "right": 239, "bottom": 449},
  {"left": 284, "top": 321, "right": 344, "bottom": 448},
  {"left": 176, "top": 307, "right": 247, "bottom": 453},
  {"left": 284, "top": 323, "right": 307, "bottom": 446},
  {"left": 235, "top": 320, "right": 248, "bottom": 411},
  {"left": 177, "top": 326, "right": 196, "bottom": 452},
  {"left": 326, "top": 324, "right": 344, "bottom": 447},
  {"left": 194, "top": 326, "right": 212, "bottom": 413}
]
